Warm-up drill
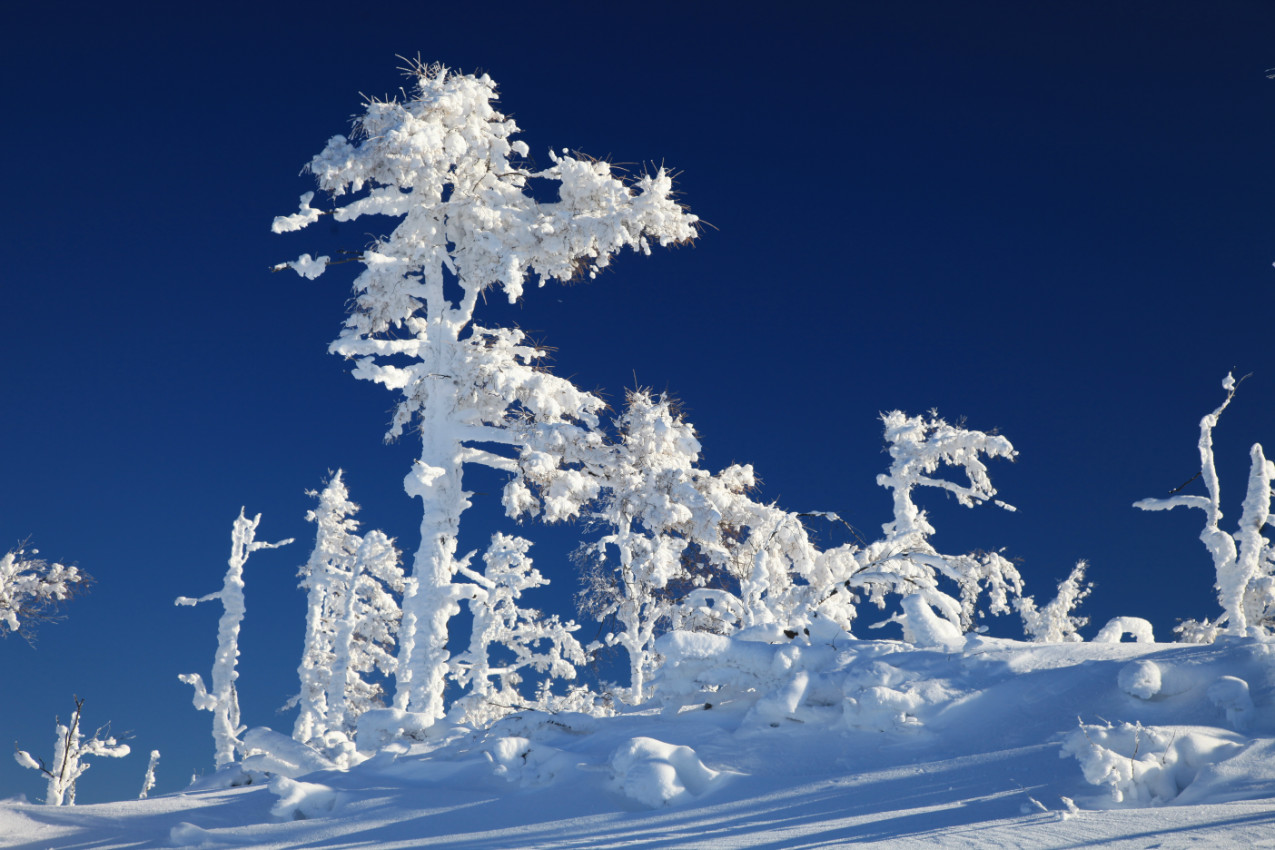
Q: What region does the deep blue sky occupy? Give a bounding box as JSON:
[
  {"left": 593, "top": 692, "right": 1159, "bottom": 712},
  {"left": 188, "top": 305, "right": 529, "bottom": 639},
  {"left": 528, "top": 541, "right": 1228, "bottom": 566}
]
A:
[{"left": 2, "top": 1, "right": 1273, "bottom": 802}]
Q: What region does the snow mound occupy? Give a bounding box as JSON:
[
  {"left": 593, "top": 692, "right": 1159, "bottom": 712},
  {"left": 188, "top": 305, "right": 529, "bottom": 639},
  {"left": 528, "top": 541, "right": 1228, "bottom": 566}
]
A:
[
  {"left": 1062, "top": 721, "right": 1245, "bottom": 805},
  {"left": 1118, "top": 660, "right": 1162, "bottom": 699},
  {"left": 486, "top": 735, "right": 575, "bottom": 787},
  {"left": 267, "top": 775, "right": 342, "bottom": 820},
  {"left": 609, "top": 736, "right": 722, "bottom": 807},
  {"left": 169, "top": 821, "right": 243, "bottom": 848}
]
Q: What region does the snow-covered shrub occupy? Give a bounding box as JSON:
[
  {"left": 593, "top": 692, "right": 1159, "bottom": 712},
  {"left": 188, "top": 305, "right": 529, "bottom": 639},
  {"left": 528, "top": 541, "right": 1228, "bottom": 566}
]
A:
[
  {"left": 1016, "top": 560, "right": 1091, "bottom": 642},
  {"left": 293, "top": 472, "right": 404, "bottom": 751},
  {"left": 14, "top": 697, "right": 129, "bottom": 806},
  {"left": 0, "top": 544, "right": 87, "bottom": 640},
  {"left": 1094, "top": 617, "right": 1156, "bottom": 644},
  {"left": 177, "top": 509, "right": 292, "bottom": 767},
  {"left": 1135, "top": 374, "right": 1275, "bottom": 639},
  {"left": 449, "top": 533, "right": 586, "bottom": 726},
  {"left": 1062, "top": 720, "right": 1244, "bottom": 805},
  {"left": 275, "top": 61, "right": 698, "bottom": 722}
]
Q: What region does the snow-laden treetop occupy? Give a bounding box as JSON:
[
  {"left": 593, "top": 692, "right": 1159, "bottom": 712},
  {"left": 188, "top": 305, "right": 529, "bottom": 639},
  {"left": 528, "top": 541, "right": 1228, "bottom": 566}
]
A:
[{"left": 274, "top": 60, "right": 700, "bottom": 344}]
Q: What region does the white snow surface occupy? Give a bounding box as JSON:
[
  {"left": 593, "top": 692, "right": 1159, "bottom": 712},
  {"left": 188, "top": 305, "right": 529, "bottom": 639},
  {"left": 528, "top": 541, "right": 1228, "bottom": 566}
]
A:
[{"left": 7, "top": 636, "right": 1275, "bottom": 848}]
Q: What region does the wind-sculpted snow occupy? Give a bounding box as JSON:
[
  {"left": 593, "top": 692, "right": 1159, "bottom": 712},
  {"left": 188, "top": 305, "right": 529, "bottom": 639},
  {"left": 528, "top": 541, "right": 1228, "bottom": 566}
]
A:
[{"left": 9, "top": 637, "right": 1275, "bottom": 848}]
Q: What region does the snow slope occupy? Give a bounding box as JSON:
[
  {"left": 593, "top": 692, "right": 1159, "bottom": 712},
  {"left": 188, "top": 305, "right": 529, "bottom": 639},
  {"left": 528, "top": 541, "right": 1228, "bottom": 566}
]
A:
[{"left": 6, "top": 635, "right": 1275, "bottom": 849}]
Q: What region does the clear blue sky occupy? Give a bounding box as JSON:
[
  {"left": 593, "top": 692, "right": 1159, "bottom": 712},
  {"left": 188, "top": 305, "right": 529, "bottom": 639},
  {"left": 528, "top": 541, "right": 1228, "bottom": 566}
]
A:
[{"left": 2, "top": 1, "right": 1273, "bottom": 802}]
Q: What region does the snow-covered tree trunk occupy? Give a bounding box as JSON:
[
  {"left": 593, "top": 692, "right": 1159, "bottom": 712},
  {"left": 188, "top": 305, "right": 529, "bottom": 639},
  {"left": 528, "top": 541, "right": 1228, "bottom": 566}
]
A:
[{"left": 177, "top": 509, "right": 291, "bottom": 767}]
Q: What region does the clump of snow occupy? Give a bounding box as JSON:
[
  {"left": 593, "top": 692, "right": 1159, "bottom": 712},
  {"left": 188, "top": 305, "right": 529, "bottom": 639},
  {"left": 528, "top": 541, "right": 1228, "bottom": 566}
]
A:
[
  {"left": 1118, "top": 660, "right": 1163, "bottom": 700},
  {"left": 609, "top": 737, "right": 721, "bottom": 807}
]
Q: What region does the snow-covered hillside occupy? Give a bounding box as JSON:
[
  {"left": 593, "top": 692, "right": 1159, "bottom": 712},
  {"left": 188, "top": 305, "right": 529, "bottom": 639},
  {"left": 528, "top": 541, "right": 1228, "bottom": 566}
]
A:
[{"left": 7, "top": 634, "right": 1275, "bottom": 849}]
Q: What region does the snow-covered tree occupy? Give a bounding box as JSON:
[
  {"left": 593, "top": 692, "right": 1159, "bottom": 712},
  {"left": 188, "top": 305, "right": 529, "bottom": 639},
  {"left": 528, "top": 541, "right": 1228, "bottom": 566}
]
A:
[
  {"left": 177, "top": 509, "right": 292, "bottom": 768},
  {"left": 14, "top": 697, "right": 129, "bottom": 806},
  {"left": 275, "top": 61, "right": 698, "bottom": 722},
  {"left": 293, "top": 473, "right": 405, "bottom": 748},
  {"left": 0, "top": 544, "right": 87, "bottom": 640},
  {"left": 1135, "top": 374, "right": 1275, "bottom": 639},
  {"left": 848, "top": 411, "right": 1023, "bottom": 647},
  {"left": 573, "top": 391, "right": 758, "bottom": 702},
  {"left": 293, "top": 472, "right": 361, "bottom": 745},
  {"left": 1016, "top": 560, "right": 1092, "bottom": 642},
  {"left": 449, "top": 533, "right": 586, "bottom": 725},
  {"left": 326, "top": 529, "right": 404, "bottom": 737}
]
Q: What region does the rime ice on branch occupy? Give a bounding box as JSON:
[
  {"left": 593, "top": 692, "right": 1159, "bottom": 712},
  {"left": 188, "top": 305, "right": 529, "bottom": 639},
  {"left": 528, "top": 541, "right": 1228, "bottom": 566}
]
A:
[
  {"left": 275, "top": 61, "right": 698, "bottom": 721},
  {"left": 177, "top": 509, "right": 292, "bottom": 767}
]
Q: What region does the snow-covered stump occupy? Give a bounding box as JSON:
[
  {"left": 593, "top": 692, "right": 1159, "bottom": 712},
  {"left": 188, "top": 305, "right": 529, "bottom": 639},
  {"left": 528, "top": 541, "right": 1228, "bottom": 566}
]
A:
[
  {"left": 177, "top": 509, "right": 292, "bottom": 767},
  {"left": 276, "top": 62, "right": 699, "bottom": 723}
]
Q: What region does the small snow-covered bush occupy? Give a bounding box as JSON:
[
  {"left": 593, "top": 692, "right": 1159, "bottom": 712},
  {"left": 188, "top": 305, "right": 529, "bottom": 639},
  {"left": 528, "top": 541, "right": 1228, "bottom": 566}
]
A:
[
  {"left": 1094, "top": 617, "right": 1156, "bottom": 644},
  {"left": 1017, "top": 560, "right": 1091, "bottom": 642}
]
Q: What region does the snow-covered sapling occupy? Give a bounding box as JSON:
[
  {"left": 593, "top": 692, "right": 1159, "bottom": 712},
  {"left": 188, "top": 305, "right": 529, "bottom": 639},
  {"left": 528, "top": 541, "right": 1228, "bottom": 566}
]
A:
[
  {"left": 450, "top": 533, "right": 586, "bottom": 725},
  {"left": 275, "top": 61, "right": 698, "bottom": 722},
  {"left": 0, "top": 544, "right": 87, "bottom": 640},
  {"left": 292, "top": 473, "right": 405, "bottom": 751},
  {"left": 1135, "top": 374, "right": 1275, "bottom": 639},
  {"left": 177, "top": 509, "right": 292, "bottom": 767},
  {"left": 139, "top": 750, "right": 160, "bottom": 800},
  {"left": 14, "top": 697, "right": 129, "bottom": 806},
  {"left": 1016, "top": 560, "right": 1092, "bottom": 642}
]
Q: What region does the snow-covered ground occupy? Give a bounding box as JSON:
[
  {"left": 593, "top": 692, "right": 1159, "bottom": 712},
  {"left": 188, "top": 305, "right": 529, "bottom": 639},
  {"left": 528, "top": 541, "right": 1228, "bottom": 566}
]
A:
[{"left": 7, "top": 634, "right": 1275, "bottom": 849}]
